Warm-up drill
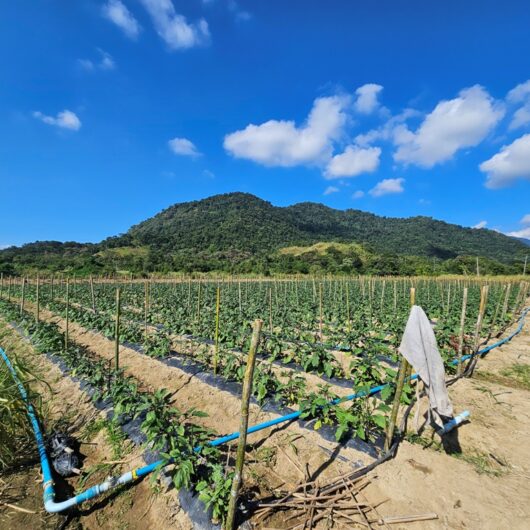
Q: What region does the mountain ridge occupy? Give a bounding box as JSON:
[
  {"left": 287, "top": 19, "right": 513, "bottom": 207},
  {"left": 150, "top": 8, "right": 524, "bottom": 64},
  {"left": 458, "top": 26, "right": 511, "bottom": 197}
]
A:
[{"left": 1, "top": 192, "right": 527, "bottom": 275}]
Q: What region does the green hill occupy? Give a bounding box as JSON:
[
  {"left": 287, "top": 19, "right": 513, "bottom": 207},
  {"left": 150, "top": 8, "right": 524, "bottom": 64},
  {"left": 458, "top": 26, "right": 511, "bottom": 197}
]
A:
[{"left": 1, "top": 192, "right": 527, "bottom": 275}]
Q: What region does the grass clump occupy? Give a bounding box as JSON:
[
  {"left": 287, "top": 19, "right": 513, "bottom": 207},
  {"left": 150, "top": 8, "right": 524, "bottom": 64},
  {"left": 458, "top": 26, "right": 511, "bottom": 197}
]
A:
[{"left": 501, "top": 363, "right": 530, "bottom": 390}]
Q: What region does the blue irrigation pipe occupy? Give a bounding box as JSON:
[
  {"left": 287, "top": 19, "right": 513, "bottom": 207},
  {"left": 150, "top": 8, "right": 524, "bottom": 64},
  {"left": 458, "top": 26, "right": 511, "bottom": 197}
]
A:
[{"left": 0, "top": 307, "right": 528, "bottom": 513}]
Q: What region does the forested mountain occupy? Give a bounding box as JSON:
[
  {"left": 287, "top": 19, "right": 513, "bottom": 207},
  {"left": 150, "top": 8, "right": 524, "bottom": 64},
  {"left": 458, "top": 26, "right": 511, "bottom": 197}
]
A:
[{"left": 1, "top": 192, "right": 527, "bottom": 276}]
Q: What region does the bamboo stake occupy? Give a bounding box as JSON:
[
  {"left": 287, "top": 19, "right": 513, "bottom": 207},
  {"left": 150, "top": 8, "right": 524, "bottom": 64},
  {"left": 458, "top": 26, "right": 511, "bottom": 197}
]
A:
[
  {"left": 144, "top": 281, "right": 149, "bottom": 342},
  {"left": 50, "top": 275, "right": 54, "bottom": 302},
  {"left": 269, "top": 287, "right": 273, "bottom": 333},
  {"left": 473, "top": 285, "right": 489, "bottom": 351},
  {"left": 36, "top": 276, "right": 40, "bottom": 323},
  {"left": 319, "top": 283, "right": 323, "bottom": 340},
  {"left": 214, "top": 286, "right": 220, "bottom": 375},
  {"left": 65, "top": 279, "right": 69, "bottom": 351},
  {"left": 226, "top": 319, "right": 263, "bottom": 530},
  {"left": 385, "top": 288, "right": 414, "bottom": 452},
  {"left": 90, "top": 275, "right": 96, "bottom": 313},
  {"left": 20, "top": 277, "right": 26, "bottom": 315},
  {"left": 456, "top": 287, "right": 468, "bottom": 376},
  {"left": 115, "top": 287, "right": 121, "bottom": 370}
]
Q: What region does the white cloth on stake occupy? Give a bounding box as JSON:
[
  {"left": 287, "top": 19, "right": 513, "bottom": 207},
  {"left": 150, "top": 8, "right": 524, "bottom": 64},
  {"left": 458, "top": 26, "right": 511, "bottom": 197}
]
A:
[{"left": 398, "top": 305, "right": 453, "bottom": 421}]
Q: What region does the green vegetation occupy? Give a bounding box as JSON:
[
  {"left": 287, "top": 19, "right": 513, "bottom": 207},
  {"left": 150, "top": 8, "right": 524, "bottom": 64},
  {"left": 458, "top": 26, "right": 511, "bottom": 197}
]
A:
[
  {"left": 0, "top": 326, "right": 39, "bottom": 470},
  {"left": 1, "top": 193, "right": 528, "bottom": 276},
  {"left": 501, "top": 363, "right": 530, "bottom": 390}
]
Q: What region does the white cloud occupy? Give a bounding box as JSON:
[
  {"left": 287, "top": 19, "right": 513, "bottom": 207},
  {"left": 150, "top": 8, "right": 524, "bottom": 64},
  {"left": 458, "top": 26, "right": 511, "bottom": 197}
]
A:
[
  {"left": 507, "top": 80, "right": 530, "bottom": 103},
  {"left": 323, "top": 186, "right": 339, "bottom": 195},
  {"left": 224, "top": 95, "right": 349, "bottom": 167},
  {"left": 394, "top": 85, "right": 504, "bottom": 167},
  {"left": 507, "top": 227, "right": 530, "bottom": 239},
  {"left": 168, "top": 137, "right": 201, "bottom": 157},
  {"left": 79, "top": 49, "right": 115, "bottom": 72},
  {"left": 139, "top": 0, "right": 210, "bottom": 49},
  {"left": 325, "top": 145, "right": 381, "bottom": 179},
  {"left": 480, "top": 134, "right": 530, "bottom": 188},
  {"left": 473, "top": 220, "right": 487, "bottom": 229},
  {"left": 507, "top": 80, "right": 530, "bottom": 130},
  {"left": 33, "top": 110, "right": 81, "bottom": 131},
  {"left": 369, "top": 177, "right": 405, "bottom": 197},
  {"left": 354, "top": 83, "right": 383, "bottom": 114},
  {"left": 228, "top": 0, "right": 252, "bottom": 22},
  {"left": 0, "top": 244, "right": 12, "bottom": 250},
  {"left": 202, "top": 169, "right": 215, "bottom": 178},
  {"left": 352, "top": 190, "right": 365, "bottom": 199},
  {"left": 354, "top": 108, "right": 422, "bottom": 147},
  {"left": 102, "top": 0, "right": 141, "bottom": 39},
  {"left": 521, "top": 214, "right": 530, "bottom": 225}
]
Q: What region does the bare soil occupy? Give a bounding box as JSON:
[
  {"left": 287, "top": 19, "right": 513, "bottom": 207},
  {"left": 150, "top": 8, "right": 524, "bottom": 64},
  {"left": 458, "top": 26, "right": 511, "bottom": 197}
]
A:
[{"left": 1, "top": 300, "right": 529, "bottom": 529}]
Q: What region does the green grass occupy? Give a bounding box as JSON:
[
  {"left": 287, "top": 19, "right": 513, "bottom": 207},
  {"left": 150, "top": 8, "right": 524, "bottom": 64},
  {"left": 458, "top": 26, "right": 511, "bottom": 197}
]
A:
[{"left": 501, "top": 363, "right": 530, "bottom": 390}]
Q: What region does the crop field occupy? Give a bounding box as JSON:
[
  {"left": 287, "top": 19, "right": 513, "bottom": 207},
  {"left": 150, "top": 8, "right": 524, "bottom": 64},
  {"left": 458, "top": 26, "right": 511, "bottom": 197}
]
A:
[{"left": 0, "top": 276, "right": 528, "bottom": 527}]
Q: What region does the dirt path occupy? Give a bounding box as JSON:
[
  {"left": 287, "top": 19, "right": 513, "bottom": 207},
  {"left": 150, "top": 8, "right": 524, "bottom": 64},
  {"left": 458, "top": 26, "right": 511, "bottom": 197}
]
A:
[
  {"left": 362, "top": 303, "right": 530, "bottom": 530},
  {"left": 0, "top": 321, "right": 192, "bottom": 530}
]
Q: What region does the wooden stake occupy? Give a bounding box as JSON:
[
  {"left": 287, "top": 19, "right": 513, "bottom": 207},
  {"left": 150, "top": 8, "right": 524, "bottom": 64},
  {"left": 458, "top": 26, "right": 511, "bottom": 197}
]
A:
[
  {"left": 65, "top": 279, "right": 69, "bottom": 351},
  {"left": 115, "top": 287, "right": 121, "bottom": 370},
  {"left": 269, "top": 287, "right": 273, "bottom": 333},
  {"left": 36, "top": 276, "right": 40, "bottom": 323},
  {"left": 473, "top": 285, "right": 489, "bottom": 352},
  {"left": 226, "top": 319, "right": 263, "bottom": 530},
  {"left": 0, "top": 273, "right": 3, "bottom": 299},
  {"left": 214, "top": 286, "right": 220, "bottom": 375},
  {"left": 20, "top": 277, "right": 26, "bottom": 315},
  {"left": 384, "top": 287, "right": 414, "bottom": 452},
  {"left": 523, "top": 255, "right": 528, "bottom": 276},
  {"left": 319, "top": 283, "right": 323, "bottom": 340},
  {"left": 90, "top": 275, "right": 96, "bottom": 313},
  {"left": 144, "top": 281, "right": 149, "bottom": 342},
  {"left": 456, "top": 287, "right": 468, "bottom": 376}
]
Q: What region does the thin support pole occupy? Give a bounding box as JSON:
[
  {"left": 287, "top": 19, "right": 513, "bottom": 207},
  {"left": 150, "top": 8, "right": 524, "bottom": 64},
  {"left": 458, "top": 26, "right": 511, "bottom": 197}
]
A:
[
  {"left": 36, "top": 276, "right": 40, "bottom": 323},
  {"left": 65, "top": 279, "right": 70, "bottom": 351},
  {"left": 214, "top": 286, "right": 220, "bottom": 375},
  {"left": 225, "top": 319, "right": 263, "bottom": 530},
  {"left": 115, "top": 287, "right": 121, "bottom": 370},
  {"left": 20, "top": 277, "right": 26, "bottom": 315},
  {"left": 384, "top": 287, "right": 414, "bottom": 452},
  {"left": 456, "top": 287, "right": 468, "bottom": 376}
]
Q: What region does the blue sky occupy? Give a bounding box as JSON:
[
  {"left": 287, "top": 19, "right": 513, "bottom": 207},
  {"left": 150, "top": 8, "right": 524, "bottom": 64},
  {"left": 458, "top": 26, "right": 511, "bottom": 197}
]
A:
[{"left": 2, "top": 0, "right": 530, "bottom": 247}]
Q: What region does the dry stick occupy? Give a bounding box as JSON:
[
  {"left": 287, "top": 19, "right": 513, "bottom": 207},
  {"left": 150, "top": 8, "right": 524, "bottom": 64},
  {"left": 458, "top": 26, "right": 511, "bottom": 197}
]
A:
[
  {"left": 65, "top": 279, "right": 70, "bottom": 351},
  {"left": 456, "top": 287, "right": 468, "bottom": 376},
  {"left": 214, "top": 286, "right": 220, "bottom": 376},
  {"left": 115, "top": 287, "right": 121, "bottom": 370},
  {"left": 196, "top": 280, "right": 202, "bottom": 322},
  {"left": 144, "top": 281, "right": 149, "bottom": 342},
  {"left": 384, "top": 287, "right": 414, "bottom": 452},
  {"left": 0, "top": 273, "right": 3, "bottom": 299},
  {"left": 319, "top": 283, "right": 323, "bottom": 341},
  {"left": 346, "top": 282, "right": 350, "bottom": 331},
  {"left": 20, "top": 277, "right": 26, "bottom": 315},
  {"left": 501, "top": 283, "right": 511, "bottom": 323},
  {"left": 524, "top": 255, "right": 528, "bottom": 276},
  {"left": 36, "top": 276, "right": 40, "bottom": 323},
  {"left": 473, "top": 285, "right": 489, "bottom": 352},
  {"left": 226, "top": 319, "right": 263, "bottom": 530},
  {"left": 90, "top": 275, "right": 96, "bottom": 313},
  {"left": 269, "top": 287, "right": 273, "bottom": 333}
]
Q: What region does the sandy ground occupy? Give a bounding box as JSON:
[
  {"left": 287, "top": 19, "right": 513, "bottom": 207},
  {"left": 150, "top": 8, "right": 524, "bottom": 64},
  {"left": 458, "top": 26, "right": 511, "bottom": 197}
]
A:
[
  {"left": 1, "top": 300, "right": 529, "bottom": 529},
  {"left": 362, "top": 307, "right": 530, "bottom": 530},
  {"left": 0, "top": 321, "right": 192, "bottom": 530}
]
